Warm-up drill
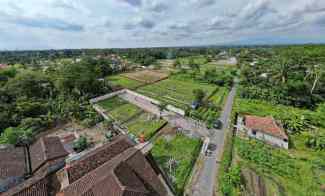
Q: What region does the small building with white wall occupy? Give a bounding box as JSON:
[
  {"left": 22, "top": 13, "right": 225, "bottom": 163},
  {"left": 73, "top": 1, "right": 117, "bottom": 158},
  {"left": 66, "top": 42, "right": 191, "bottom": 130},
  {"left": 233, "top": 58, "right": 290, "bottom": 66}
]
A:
[{"left": 237, "top": 115, "right": 289, "bottom": 149}]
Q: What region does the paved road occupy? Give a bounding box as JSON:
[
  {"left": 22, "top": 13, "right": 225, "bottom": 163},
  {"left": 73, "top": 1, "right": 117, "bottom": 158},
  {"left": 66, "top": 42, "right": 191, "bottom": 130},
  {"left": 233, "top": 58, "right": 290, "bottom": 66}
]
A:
[{"left": 190, "top": 84, "right": 237, "bottom": 196}]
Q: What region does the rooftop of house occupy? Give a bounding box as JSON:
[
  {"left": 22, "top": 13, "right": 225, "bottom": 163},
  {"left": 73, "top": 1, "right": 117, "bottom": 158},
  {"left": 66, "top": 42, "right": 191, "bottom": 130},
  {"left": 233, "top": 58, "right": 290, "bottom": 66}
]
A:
[
  {"left": 0, "top": 64, "right": 8, "bottom": 69},
  {"left": 2, "top": 135, "right": 169, "bottom": 196},
  {"left": 0, "top": 147, "right": 26, "bottom": 192},
  {"left": 59, "top": 135, "right": 168, "bottom": 196},
  {"left": 0, "top": 136, "right": 69, "bottom": 195},
  {"left": 244, "top": 115, "right": 288, "bottom": 140}
]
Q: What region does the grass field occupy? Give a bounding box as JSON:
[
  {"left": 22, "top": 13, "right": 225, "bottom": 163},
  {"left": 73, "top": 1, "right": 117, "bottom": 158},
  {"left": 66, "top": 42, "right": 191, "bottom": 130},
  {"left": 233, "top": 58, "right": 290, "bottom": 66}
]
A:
[
  {"left": 137, "top": 75, "right": 216, "bottom": 109},
  {"left": 106, "top": 75, "right": 144, "bottom": 89},
  {"left": 151, "top": 134, "right": 202, "bottom": 195},
  {"left": 123, "top": 113, "right": 166, "bottom": 140},
  {"left": 97, "top": 96, "right": 142, "bottom": 123}
]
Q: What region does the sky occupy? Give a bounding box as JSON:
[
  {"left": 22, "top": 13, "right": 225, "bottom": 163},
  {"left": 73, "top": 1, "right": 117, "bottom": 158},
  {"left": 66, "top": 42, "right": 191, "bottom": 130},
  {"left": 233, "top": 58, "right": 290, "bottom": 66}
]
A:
[{"left": 0, "top": 0, "right": 325, "bottom": 50}]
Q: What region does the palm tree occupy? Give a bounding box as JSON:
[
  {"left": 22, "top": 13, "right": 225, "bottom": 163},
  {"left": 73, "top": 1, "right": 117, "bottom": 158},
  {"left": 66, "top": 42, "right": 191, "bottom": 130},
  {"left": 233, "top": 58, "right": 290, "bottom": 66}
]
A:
[
  {"left": 305, "top": 64, "right": 324, "bottom": 94},
  {"left": 272, "top": 57, "right": 291, "bottom": 84}
]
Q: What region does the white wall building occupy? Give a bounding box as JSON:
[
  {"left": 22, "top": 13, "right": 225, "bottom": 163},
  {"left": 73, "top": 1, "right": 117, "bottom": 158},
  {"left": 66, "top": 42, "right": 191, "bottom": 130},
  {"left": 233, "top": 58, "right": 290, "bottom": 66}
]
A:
[{"left": 237, "top": 115, "right": 289, "bottom": 149}]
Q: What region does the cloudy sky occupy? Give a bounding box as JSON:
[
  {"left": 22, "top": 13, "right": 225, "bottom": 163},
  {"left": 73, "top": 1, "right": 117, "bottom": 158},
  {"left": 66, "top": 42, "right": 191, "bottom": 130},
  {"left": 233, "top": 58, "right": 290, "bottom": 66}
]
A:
[{"left": 0, "top": 0, "right": 325, "bottom": 50}]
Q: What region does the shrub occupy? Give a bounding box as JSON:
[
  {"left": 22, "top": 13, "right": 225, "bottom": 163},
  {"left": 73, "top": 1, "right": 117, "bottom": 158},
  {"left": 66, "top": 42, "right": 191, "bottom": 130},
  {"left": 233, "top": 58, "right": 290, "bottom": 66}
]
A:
[{"left": 73, "top": 136, "right": 89, "bottom": 153}]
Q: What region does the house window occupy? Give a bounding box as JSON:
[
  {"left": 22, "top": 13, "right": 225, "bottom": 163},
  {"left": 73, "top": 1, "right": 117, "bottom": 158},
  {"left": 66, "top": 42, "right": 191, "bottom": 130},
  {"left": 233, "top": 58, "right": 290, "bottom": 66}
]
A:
[
  {"left": 252, "top": 130, "right": 257, "bottom": 135},
  {"left": 283, "top": 138, "right": 288, "bottom": 143}
]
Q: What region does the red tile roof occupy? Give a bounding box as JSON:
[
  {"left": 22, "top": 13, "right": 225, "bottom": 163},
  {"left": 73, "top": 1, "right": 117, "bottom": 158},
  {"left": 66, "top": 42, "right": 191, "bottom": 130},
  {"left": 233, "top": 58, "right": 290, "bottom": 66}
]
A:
[
  {"left": 1, "top": 173, "right": 49, "bottom": 196},
  {"left": 244, "top": 115, "right": 288, "bottom": 139},
  {"left": 0, "top": 64, "right": 8, "bottom": 69},
  {"left": 66, "top": 135, "right": 134, "bottom": 183},
  {"left": 1, "top": 137, "right": 69, "bottom": 195},
  {"left": 30, "top": 137, "right": 69, "bottom": 173},
  {"left": 0, "top": 147, "right": 26, "bottom": 192},
  {"left": 60, "top": 136, "right": 168, "bottom": 196}
]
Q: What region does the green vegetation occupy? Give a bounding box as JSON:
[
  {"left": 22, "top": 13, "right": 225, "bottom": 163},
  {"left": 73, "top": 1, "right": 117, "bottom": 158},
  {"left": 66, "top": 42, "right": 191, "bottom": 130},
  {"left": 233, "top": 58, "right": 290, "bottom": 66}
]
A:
[
  {"left": 124, "top": 113, "right": 166, "bottom": 140},
  {"left": 106, "top": 75, "right": 144, "bottom": 89},
  {"left": 234, "top": 138, "right": 324, "bottom": 196},
  {"left": 73, "top": 136, "right": 90, "bottom": 153},
  {"left": 239, "top": 46, "right": 325, "bottom": 109},
  {"left": 189, "top": 87, "right": 228, "bottom": 125},
  {"left": 220, "top": 96, "right": 325, "bottom": 195},
  {"left": 151, "top": 134, "right": 202, "bottom": 195},
  {"left": 97, "top": 96, "right": 142, "bottom": 123}
]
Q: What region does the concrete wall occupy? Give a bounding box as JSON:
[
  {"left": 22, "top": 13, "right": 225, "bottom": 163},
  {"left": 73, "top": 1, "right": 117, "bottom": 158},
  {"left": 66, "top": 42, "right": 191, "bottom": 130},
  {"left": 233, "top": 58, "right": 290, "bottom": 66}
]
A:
[
  {"left": 90, "top": 90, "right": 125, "bottom": 104},
  {"left": 91, "top": 89, "right": 186, "bottom": 117},
  {"left": 247, "top": 129, "right": 288, "bottom": 149},
  {"left": 119, "top": 90, "right": 161, "bottom": 116},
  {"left": 166, "top": 105, "right": 185, "bottom": 116}
]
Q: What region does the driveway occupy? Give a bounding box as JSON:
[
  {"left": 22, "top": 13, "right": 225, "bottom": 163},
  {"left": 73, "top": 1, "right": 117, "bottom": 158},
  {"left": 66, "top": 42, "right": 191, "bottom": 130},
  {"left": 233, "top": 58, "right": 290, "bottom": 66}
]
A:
[{"left": 189, "top": 84, "right": 237, "bottom": 196}]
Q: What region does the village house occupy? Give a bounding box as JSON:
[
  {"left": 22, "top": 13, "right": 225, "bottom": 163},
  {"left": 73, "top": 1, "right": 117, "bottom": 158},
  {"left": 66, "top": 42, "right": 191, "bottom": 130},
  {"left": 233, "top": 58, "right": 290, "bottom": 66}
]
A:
[
  {"left": 1, "top": 135, "right": 172, "bottom": 196},
  {"left": 0, "top": 64, "right": 8, "bottom": 69},
  {"left": 237, "top": 115, "right": 289, "bottom": 149}
]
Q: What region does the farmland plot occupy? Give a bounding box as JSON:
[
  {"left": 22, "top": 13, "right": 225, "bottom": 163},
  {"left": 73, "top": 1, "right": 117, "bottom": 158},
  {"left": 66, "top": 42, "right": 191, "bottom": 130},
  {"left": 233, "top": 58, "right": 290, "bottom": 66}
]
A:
[
  {"left": 137, "top": 77, "right": 216, "bottom": 109},
  {"left": 106, "top": 75, "right": 144, "bottom": 89}
]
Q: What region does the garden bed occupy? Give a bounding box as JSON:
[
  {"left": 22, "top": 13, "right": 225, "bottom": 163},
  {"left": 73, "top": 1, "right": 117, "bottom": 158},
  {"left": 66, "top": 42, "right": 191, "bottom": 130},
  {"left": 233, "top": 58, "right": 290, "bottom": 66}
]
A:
[
  {"left": 151, "top": 132, "right": 202, "bottom": 195},
  {"left": 122, "top": 113, "right": 166, "bottom": 140}
]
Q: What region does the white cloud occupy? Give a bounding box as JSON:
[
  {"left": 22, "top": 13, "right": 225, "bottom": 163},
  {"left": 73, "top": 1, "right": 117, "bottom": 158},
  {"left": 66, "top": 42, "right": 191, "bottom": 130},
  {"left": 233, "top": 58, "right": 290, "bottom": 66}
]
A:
[{"left": 0, "top": 0, "right": 325, "bottom": 49}]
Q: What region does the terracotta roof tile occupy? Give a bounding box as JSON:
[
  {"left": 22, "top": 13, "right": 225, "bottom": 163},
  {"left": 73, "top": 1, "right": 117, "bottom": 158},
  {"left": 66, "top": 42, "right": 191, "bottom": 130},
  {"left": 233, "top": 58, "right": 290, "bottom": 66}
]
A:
[
  {"left": 60, "top": 137, "right": 168, "bottom": 196},
  {"left": 66, "top": 135, "right": 134, "bottom": 183},
  {"left": 0, "top": 147, "right": 26, "bottom": 192},
  {"left": 244, "top": 115, "right": 288, "bottom": 139},
  {"left": 30, "top": 137, "right": 69, "bottom": 173}
]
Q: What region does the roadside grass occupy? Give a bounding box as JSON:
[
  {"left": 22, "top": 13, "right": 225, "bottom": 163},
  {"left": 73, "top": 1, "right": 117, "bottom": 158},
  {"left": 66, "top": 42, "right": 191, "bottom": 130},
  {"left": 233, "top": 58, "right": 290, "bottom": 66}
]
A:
[
  {"left": 137, "top": 75, "right": 216, "bottom": 110},
  {"left": 151, "top": 134, "right": 202, "bottom": 195},
  {"left": 97, "top": 96, "right": 142, "bottom": 123},
  {"left": 106, "top": 75, "right": 144, "bottom": 89},
  {"left": 123, "top": 113, "right": 166, "bottom": 140}
]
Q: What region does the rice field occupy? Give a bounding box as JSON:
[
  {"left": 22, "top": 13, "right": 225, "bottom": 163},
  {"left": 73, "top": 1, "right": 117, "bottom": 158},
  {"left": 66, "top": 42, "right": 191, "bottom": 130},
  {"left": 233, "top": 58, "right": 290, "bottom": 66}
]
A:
[{"left": 137, "top": 76, "right": 217, "bottom": 109}]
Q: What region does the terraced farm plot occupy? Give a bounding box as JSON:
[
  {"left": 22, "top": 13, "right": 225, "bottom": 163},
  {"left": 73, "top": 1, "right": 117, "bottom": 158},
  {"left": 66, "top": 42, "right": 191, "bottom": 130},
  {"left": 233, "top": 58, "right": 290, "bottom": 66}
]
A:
[
  {"left": 122, "top": 70, "right": 169, "bottom": 83},
  {"left": 151, "top": 134, "right": 202, "bottom": 195},
  {"left": 123, "top": 113, "right": 166, "bottom": 140},
  {"left": 97, "top": 96, "right": 142, "bottom": 123},
  {"left": 96, "top": 96, "right": 165, "bottom": 140},
  {"left": 137, "top": 77, "right": 216, "bottom": 109},
  {"left": 106, "top": 75, "right": 144, "bottom": 89}
]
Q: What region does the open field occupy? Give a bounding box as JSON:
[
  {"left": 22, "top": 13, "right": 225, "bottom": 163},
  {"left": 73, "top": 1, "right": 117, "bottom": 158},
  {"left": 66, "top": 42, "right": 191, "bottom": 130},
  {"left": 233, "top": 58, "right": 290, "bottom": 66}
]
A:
[
  {"left": 123, "top": 112, "right": 166, "bottom": 140},
  {"left": 122, "top": 70, "right": 169, "bottom": 83},
  {"left": 179, "top": 56, "right": 208, "bottom": 65},
  {"left": 137, "top": 76, "right": 216, "bottom": 109},
  {"left": 106, "top": 75, "right": 145, "bottom": 89},
  {"left": 152, "top": 132, "right": 202, "bottom": 195},
  {"left": 97, "top": 96, "right": 142, "bottom": 123}
]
